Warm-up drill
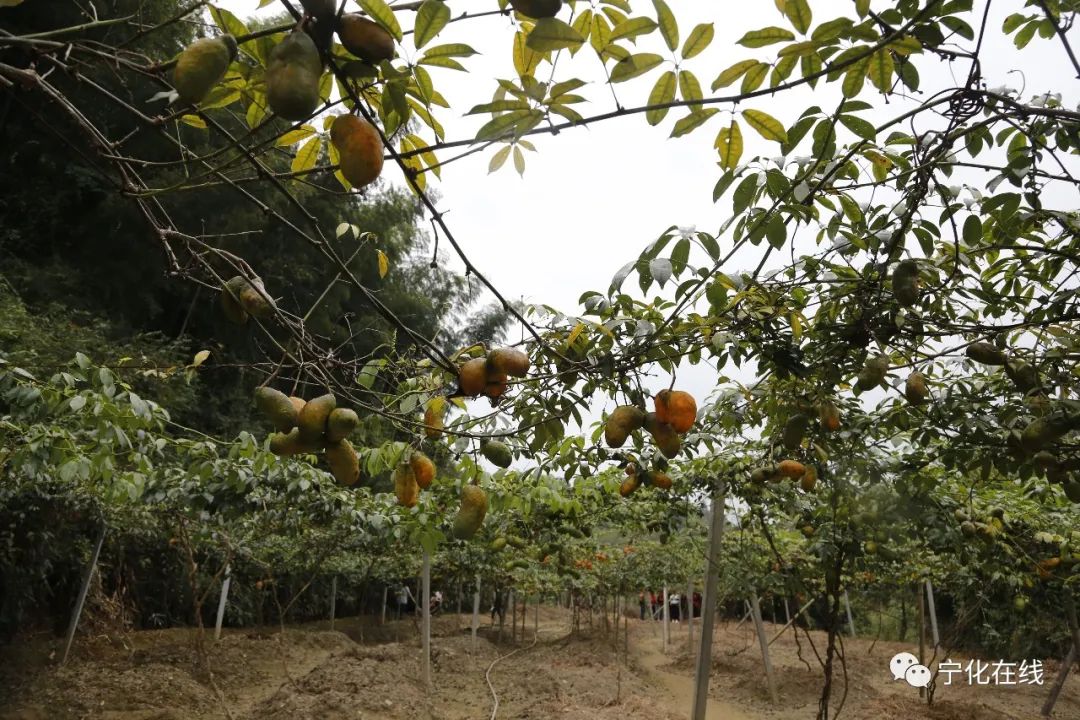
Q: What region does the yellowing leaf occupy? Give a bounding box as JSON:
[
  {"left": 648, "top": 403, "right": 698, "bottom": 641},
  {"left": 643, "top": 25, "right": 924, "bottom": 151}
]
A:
[
  {"left": 784, "top": 0, "right": 812, "bottom": 35},
  {"left": 526, "top": 17, "right": 586, "bottom": 52},
  {"left": 291, "top": 136, "right": 321, "bottom": 175},
  {"left": 652, "top": 0, "right": 679, "bottom": 51},
  {"left": 377, "top": 249, "right": 389, "bottom": 278},
  {"left": 180, "top": 114, "right": 207, "bottom": 129},
  {"left": 741, "top": 108, "right": 788, "bottom": 143},
  {"left": 868, "top": 47, "right": 894, "bottom": 92},
  {"left": 567, "top": 322, "right": 587, "bottom": 346},
  {"left": 191, "top": 350, "right": 211, "bottom": 367},
  {"left": 646, "top": 70, "right": 677, "bottom": 126},
  {"left": 357, "top": 0, "right": 403, "bottom": 41},
  {"left": 413, "top": 0, "right": 450, "bottom": 49},
  {"left": 681, "top": 23, "right": 714, "bottom": 59},
  {"left": 715, "top": 120, "right": 744, "bottom": 170},
  {"left": 712, "top": 59, "right": 758, "bottom": 90}
]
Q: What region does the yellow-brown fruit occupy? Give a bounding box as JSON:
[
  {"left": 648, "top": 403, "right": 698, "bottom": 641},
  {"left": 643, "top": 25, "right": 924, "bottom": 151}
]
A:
[
  {"left": 799, "top": 466, "right": 818, "bottom": 492},
  {"left": 423, "top": 400, "right": 445, "bottom": 439},
  {"left": 452, "top": 485, "right": 488, "bottom": 539},
  {"left": 605, "top": 405, "right": 645, "bottom": 448},
  {"left": 654, "top": 389, "right": 697, "bottom": 433},
  {"left": 643, "top": 412, "right": 681, "bottom": 459},
  {"left": 393, "top": 462, "right": 419, "bottom": 507},
  {"left": 1005, "top": 359, "right": 1039, "bottom": 392},
  {"left": 237, "top": 278, "right": 275, "bottom": 318},
  {"left": 855, "top": 355, "right": 889, "bottom": 391},
  {"left": 296, "top": 392, "right": 336, "bottom": 443},
  {"left": 289, "top": 396, "right": 306, "bottom": 415},
  {"left": 268, "top": 428, "right": 320, "bottom": 456},
  {"left": 777, "top": 460, "right": 807, "bottom": 478},
  {"left": 782, "top": 414, "right": 808, "bottom": 450},
  {"left": 750, "top": 465, "right": 778, "bottom": 483},
  {"left": 891, "top": 259, "right": 920, "bottom": 307},
  {"left": 458, "top": 357, "right": 488, "bottom": 397},
  {"left": 487, "top": 348, "right": 531, "bottom": 378},
  {"left": 819, "top": 401, "right": 840, "bottom": 432},
  {"left": 618, "top": 475, "right": 640, "bottom": 497},
  {"left": 266, "top": 31, "right": 323, "bottom": 121},
  {"left": 650, "top": 471, "right": 673, "bottom": 490},
  {"left": 966, "top": 342, "right": 1007, "bottom": 366},
  {"left": 173, "top": 35, "right": 237, "bottom": 105},
  {"left": 220, "top": 276, "right": 251, "bottom": 324},
  {"left": 325, "top": 407, "right": 359, "bottom": 443},
  {"left": 329, "top": 115, "right": 384, "bottom": 188},
  {"left": 338, "top": 14, "right": 395, "bottom": 63},
  {"left": 483, "top": 371, "right": 509, "bottom": 400},
  {"left": 254, "top": 386, "right": 299, "bottom": 432},
  {"left": 509, "top": 0, "right": 563, "bottom": 19},
  {"left": 410, "top": 451, "right": 436, "bottom": 489},
  {"left": 325, "top": 439, "right": 360, "bottom": 486},
  {"left": 905, "top": 372, "right": 930, "bottom": 405}
]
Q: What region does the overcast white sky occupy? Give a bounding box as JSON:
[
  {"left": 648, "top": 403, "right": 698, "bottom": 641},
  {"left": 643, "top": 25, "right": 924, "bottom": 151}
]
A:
[{"left": 220, "top": 0, "right": 1079, "bottom": 415}]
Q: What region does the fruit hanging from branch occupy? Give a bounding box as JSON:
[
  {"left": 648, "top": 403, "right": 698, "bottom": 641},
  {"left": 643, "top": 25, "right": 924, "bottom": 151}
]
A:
[
  {"left": 394, "top": 462, "right": 419, "bottom": 507},
  {"left": 255, "top": 386, "right": 300, "bottom": 432},
  {"left": 297, "top": 393, "right": 336, "bottom": 443},
  {"left": 891, "top": 259, "right": 920, "bottom": 307},
  {"left": 604, "top": 405, "right": 645, "bottom": 448},
  {"left": 266, "top": 31, "right": 323, "bottom": 121},
  {"left": 410, "top": 451, "right": 436, "bottom": 489},
  {"left": 325, "top": 439, "right": 360, "bottom": 486},
  {"left": 481, "top": 439, "right": 513, "bottom": 468},
  {"left": 654, "top": 389, "right": 697, "bottom": 433},
  {"left": 172, "top": 35, "right": 237, "bottom": 105},
  {"left": 509, "top": 0, "right": 563, "bottom": 19},
  {"left": 338, "top": 14, "right": 396, "bottom": 63},
  {"left": 329, "top": 115, "right": 384, "bottom": 189},
  {"left": 452, "top": 485, "right": 488, "bottom": 539},
  {"left": 325, "top": 408, "right": 359, "bottom": 443}
]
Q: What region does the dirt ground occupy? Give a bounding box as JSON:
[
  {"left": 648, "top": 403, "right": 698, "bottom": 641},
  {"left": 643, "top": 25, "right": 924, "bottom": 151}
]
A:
[{"left": 0, "top": 607, "right": 1077, "bottom": 720}]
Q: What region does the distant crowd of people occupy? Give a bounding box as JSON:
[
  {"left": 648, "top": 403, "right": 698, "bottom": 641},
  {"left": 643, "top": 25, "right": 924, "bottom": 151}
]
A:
[{"left": 639, "top": 589, "right": 700, "bottom": 622}]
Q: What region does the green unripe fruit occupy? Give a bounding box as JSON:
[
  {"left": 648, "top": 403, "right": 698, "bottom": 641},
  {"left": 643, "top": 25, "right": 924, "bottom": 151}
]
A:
[
  {"left": 966, "top": 342, "right": 1007, "bottom": 366},
  {"left": 297, "top": 393, "right": 336, "bottom": 443},
  {"left": 325, "top": 407, "right": 359, "bottom": 443},
  {"left": 255, "top": 386, "right": 299, "bottom": 432},
  {"left": 452, "top": 485, "right": 488, "bottom": 540},
  {"left": 855, "top": 355, "right": 889, "bottom": 391},
  {"left": 173, "top": 35, "right": 237, "bottom": 105},
  {"left": 266, "top": 32, "right": 323, "bottom": 121},
  {"left": 891, "top": 259, "right": 920, "bottom": 307},
  {"left": 480, "top": 439, "right": 513, "bottom": 468},
  {"left": 509, "top": 0, "right": 563, "bottom": 18}
]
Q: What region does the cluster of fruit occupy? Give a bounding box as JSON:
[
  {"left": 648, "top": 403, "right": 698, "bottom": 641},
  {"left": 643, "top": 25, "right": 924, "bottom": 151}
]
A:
[
  {"left": 456, "top": 347, "right": 531, "bottom": 402},
  {"left": 604, "top": 389, "right": 697, "bottom": 496},
  {"left": 256, "top": 388, "right": 359, "bottom": 485}
]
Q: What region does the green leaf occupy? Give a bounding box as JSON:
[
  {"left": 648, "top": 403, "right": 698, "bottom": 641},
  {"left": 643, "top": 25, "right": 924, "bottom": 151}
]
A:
[
  {"left": 678, "top": 69, "right": 703, "bottom": 105},
  {"left": 610, "top": 53, "right": 664, "bottom": 83},
  {"left": 652, "top": 0, "right": 679, "bottom": 51},
  {"left": 513, "top": 145, "right": 526, "bottom": 176},
  {"left": 514, "top": 30, "right": 544, "bottom": 77},
  {"left": 357, "top": 0, "right": 403, "bottom": 42},
  {"left": 740, "top": 62, "right": 769, "bottom": 93},
  {"left": 765, "top": 213, "right": 787, "bottom": 249},
  {"left": 715, "top": 120, "right": 744, "bottom": 170},
  {"left": 738, "top": 27, "right": 796, "bottom": 48},
  {"left": 413, "top": 0, "right": 450, "bottom": 49},
  {"left": 488, "top": 145, "right": 512, "bottom": 173},
  {"left": 467, "top": 99, "right": 532, "bottom": 114},
  {"left": 209, "top": 6, "right": 249, "bottom": 38},
  {"left": 855, "top": 0, "right": 870, "bottom": 18},
  {"left": 291, "top": 136, "right": 320, "bottom": 174},
  {"left": 712, "top": 59, "right": 758, "bottom": 90},
  {"left": 741, "top": 109, "right": 788, "bottom": 143},
  {"left": 610, "top": 16, "right": 657, "bottom": 43},
  {"left": 475, "top": 109, "right": 543, "bottom": 141},
  {"left": 646, "top": 70, "right": 677, "bottom": 126},
  {"left": 421, "top": 43, "right": 479, "bottom": 58},
  {"left": 670, "top": 108, "right": 717, "bottom": 137},
  {"left": 682, "top": 23, "right": 714, "bottom": 59},
  {"left": 963, "top": 215, "right": 983, "bottom": 244},
  {"left": 842, "top": 58, "right": 869, "bottom": 97},
  {"left": 867, "top": 48, "right": 894, "bottom": 92},
  {"left": 838, "top": 114, "right": 876, "bottom": 140},
  {"left": 527, "top": 17, "right": 586, "bottom": 52},
  {"left": 784, "top": 0, "right": 812, "bottom": 35}
]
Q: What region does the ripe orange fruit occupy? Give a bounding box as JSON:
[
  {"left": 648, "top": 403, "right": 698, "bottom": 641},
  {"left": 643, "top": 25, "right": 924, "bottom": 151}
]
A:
[
  {"left": 484, "top": 371, "right": 508, "bottom": 400},
  {"left": 330, "top": 115, "right": 384, "bottom": 188},
  {"left": 458, "top": 357, "right": 488, "bottom": 397},
  {"left": 819, "top": 401, "right": 840, "bottom": 432},
  {"left": 487, "top": 347, "right": 531, "bottom": 377},
  {"left": 654, "top": 389, "right": 697, "bottom": 433},
  {"left": 410, "top": 452, "right": 436, "bottom": 489},
  {"left": 778, "top": 460, "right": 807, "bottom": 478}
]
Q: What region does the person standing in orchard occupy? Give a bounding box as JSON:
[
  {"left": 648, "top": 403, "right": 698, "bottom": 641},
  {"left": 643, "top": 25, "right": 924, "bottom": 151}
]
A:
[{"left": 639, "top": 589, "right": 647, "bottom": 620}]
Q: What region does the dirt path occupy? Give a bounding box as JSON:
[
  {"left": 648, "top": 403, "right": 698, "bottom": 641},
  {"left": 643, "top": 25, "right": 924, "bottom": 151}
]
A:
[
  {"left": 632, "top": 621, "right": 757, "bottom": 720},
  {"left": 2, "top": 608, "right": 1077, "bottom": 720}
]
